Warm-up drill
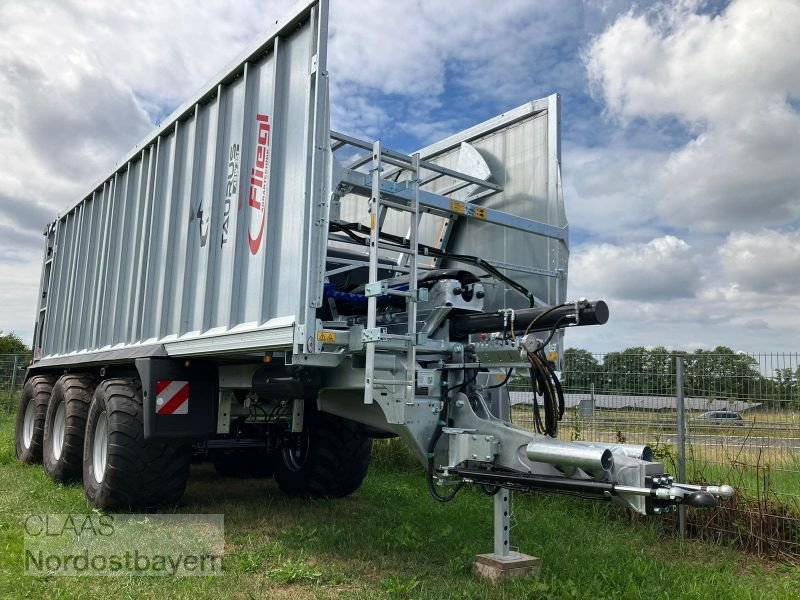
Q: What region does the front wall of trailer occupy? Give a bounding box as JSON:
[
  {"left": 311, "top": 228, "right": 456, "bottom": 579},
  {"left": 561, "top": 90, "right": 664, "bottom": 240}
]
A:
[
  {"left": 37, "top": 10, "right": 322, "bottom": 360},
  {"left": 429, "top": 105, "right": 567, "bottom": 311},
  {"left": 335, "top": 96, "right": 567, "bottom": 312}
]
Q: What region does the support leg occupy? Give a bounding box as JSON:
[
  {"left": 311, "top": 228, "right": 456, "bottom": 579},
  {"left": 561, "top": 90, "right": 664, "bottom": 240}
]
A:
[{"left": 473, "top": 489, "right": 541, "bottom": 584}]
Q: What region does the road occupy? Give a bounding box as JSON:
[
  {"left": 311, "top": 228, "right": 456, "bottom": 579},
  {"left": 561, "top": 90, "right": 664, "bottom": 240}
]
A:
[{"left": 665, "top": 434, "right": 800, "bottom": 450}]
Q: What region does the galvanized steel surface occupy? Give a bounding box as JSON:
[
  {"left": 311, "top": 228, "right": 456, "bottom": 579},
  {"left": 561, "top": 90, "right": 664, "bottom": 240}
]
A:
[
  {"left": 34, "top": 1, "right": 327, "bottom": 361},
  {"left": 32, "top": 0, "right": 567, "bottom": 365},
  {"left": 335, "top": 96, "right": 568, "bottom": 313}
]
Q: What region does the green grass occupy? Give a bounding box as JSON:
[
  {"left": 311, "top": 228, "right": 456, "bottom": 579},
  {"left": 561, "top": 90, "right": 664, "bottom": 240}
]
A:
[{"left": 1, "top": 416, "right": 799, "bottom": 599}]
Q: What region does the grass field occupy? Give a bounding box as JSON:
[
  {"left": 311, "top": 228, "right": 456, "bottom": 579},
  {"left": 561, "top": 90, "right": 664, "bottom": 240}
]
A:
[
  {"left": 511, "top": 405, "right": 800, "bottom": 505},
  {"left": 1, "top": 415, "right": 799, "bottom": 599}
]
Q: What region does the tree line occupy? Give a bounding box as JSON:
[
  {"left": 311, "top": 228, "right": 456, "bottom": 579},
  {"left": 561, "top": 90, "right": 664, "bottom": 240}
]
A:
[
  {"left": 558, "top": 346, "right": 799, "bottom": 406},
  {"left": 0, "top": 332, "right": 31, "bottom": 393}
]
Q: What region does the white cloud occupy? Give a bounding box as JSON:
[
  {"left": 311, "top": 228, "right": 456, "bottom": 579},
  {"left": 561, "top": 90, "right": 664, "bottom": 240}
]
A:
[
  {"left": 586, "top": 0, "right": 800, "bottom": 123},
  {"left": 0, "top": 256, "right": 43, "bottom": 341},
  {"left": 329, "top": 0, "right": 581, "bottom": 101},
  {"left": 565, "top": 0, "right": 800, "bottom": 351},
  {"left": 563, "top": 144, "right": 666, "bottom": 242},
  {"left": 0, "top": 0, "right": 294, "bottom": 341},
  {"left": 718, "top": 229, "right": 800, "bottom": 294},
  {"left": 585, "top": 0, "right": 800, "bottom": 232},
  {"left": 0, "top": 0, "right": 797, "bottom": 356},
  {"left": 327, "top": 0, "right": 596, "bottom": 146},
  {"left": 566, "top": 227, "right": 800, "bottom": 352},
  {"left": 570, "top": 235, "right": 701, "bottom": 301}
]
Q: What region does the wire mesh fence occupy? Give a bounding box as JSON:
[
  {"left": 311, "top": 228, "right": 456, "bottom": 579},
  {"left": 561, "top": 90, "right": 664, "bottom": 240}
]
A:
[
  {"left": 3, "top": 349, "right": 799, "bottom": 558},
  {"left": 0, "top": 354, "right": 30, "bottom": 414},
  {"left": 510, "top": 349, "right": 800, "bottom": 561}
]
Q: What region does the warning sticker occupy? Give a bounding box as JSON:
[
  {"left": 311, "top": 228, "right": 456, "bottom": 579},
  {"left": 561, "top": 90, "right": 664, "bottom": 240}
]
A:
[{"left": 155, "top": 380, "right": 190, "bottom": 415}]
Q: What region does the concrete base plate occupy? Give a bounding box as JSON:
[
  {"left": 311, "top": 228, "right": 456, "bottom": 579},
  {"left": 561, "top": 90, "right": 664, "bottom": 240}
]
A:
[{"left": 473, "top": 552, "right": 541, "bottom": 584}]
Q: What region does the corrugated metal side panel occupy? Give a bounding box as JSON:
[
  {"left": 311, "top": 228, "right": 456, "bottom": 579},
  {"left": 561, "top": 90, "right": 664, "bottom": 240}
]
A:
[
  {"left": 432, "top": 112, "right": 566, "bottom": 311},
  {"left": 336, "top": 97, "right": 567, "bottom": 311},
  {"left": 38, "top": 4, "right": 321, "bottom": 360}
]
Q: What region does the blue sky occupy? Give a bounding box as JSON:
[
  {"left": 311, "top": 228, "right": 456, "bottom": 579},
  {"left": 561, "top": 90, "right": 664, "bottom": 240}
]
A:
[{"left": 0, "top": 0, "right": 798, "bottom": 353}]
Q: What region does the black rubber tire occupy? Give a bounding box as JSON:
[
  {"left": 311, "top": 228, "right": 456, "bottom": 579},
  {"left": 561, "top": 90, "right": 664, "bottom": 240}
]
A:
[
  {"left": 82, "top": 378, "right": 192, "bottom": 510},
  {"left": 213, "top": 448, "right": 274, "bottom": 478},
  {"left": 43, "top": 374, "right": 96, "bottom": 482},
  {"left": 15, "top": 375, "right": 56, "bottom": 464},
  {"left": 273, "top": 411, "right": 372, "bottom": 498}
]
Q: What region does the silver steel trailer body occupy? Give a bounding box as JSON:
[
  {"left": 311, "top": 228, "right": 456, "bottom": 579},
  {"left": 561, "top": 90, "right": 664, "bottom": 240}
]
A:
[
  {"left": 19, "top": 0, "right": 731, "bottom": 568},
  {"left": 31, "top": 4, "right": 568, "bottom": 368},
  {"left": 334, "top": 95, "right": 567, "bottom": 313},
  {"left": 33, "top": 0, "right": 331, "bottom": 364}
]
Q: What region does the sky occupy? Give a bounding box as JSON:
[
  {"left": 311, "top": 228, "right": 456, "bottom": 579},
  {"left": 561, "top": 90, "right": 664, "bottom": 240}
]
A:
[{"left": 0, "top": 0, "right": 798, "bottom": 353}]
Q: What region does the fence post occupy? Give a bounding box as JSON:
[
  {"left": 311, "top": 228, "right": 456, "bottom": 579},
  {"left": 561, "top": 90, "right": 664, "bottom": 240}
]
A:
[
  {"left": 676, "top": 355, "right": 687, "bottom": 537},
  {"left": 9, "top": 354, "right": 20, "bottom": 414}
]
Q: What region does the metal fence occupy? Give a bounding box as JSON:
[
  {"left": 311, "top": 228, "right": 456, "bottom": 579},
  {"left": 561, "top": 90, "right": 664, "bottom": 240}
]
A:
[
  {"left": 3, "top": 350, "right": 799, "bottom": 558},
  {"left": 0, "top": 354, "right": 30, "bottom": 414},
  {"left": 510, "top": 350, "right": 800, "bottom": 561}
]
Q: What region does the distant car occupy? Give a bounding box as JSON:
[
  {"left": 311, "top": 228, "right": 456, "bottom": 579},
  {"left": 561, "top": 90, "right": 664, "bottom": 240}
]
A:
[{"left": 692, "top": 410, "right": 745, "bottom": 426}]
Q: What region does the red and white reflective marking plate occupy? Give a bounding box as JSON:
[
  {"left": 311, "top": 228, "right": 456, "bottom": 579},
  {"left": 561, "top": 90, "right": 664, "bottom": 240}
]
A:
[{"left": 155, "top": 380, "right": 189, "bottom": 415}]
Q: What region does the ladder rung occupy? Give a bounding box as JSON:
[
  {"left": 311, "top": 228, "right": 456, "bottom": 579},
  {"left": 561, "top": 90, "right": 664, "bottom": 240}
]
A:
[{"left": 380, "top": 198, "right": 418, "bottom": 214}]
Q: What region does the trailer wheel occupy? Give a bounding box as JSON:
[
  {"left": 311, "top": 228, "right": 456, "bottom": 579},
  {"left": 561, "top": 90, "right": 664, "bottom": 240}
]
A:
[
  {"left": 15, "top": 374, "right": 56, "bottom": 464},
  {"left": 273, "top": 412, "right": 372, "bottom": 498},
  {"left": 213, "top": 448, "right": 274, "bottom": 478},
  {"left": 82, "top": 378, "right": 192, "bottom": 510},
  {"left": 42, "top": 374, "right": 96, "bottom": 482}
]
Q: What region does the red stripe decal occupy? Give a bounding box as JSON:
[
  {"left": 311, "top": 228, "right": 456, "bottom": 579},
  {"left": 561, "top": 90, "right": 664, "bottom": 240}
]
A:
[
  {"left": 156, "top": 379, "right": 171, "bottom": 395},
  {"left": 158, "top": 383, "right": 190, "bottom": 415}
]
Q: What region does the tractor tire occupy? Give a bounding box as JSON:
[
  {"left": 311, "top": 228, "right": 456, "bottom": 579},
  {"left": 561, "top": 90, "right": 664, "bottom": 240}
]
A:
[
  {"left": 273, "top": 411, "right": 372, "bottom": 498},
  {"left": 15, "top": 374, "right": 56, "bottom": 464},
  {"left": 43, "top": 374, "right": 96, "bottom": 482},
  {"left": 82, "top": 378, "right": 192, "bottom": 510},
  {"left": 213, "top": 448, "right": 274, "bottom": 478}
]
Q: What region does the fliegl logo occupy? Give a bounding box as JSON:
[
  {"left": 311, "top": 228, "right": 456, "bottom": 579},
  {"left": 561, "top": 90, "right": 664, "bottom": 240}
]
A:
[{"left": 247, "top": 113, "right": 271, "bottom": 255}]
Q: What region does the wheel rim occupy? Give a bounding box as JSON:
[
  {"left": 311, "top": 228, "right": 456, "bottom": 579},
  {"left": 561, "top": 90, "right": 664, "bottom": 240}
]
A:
[
  {"left": 93, "top": 411, "right": 108, "bottom": 484},
  {"left": 22, "top": 400, "right": 35, "bottom": 449},
  {"left": 282, "top": 431, "right": 310, "bottom": 472},
  {"left": 52, "top": 402, "right": 67, "bottom": 461}
]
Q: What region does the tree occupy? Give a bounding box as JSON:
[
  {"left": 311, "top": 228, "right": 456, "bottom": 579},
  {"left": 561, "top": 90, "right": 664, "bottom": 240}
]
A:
[
  {"left": 603, "top": 347, "right": 649, "bottom": 394},
  {"left": 0, "top": 331, "right": 29, "bottom": 354},
  {"left": 774, "top": 367, "right": 799, "bottom": 407},
  {"left": 683, "top": 346, "right": 761, "bottom": 401},
  {"left": 561, "top": 345, "right": 773, "bottom": 402},
  {"left": 0, "top": 332, "right": 30, "bottom": 392},
  {"left": 562, "top": 348, "right": 601, "bottom": 393}
]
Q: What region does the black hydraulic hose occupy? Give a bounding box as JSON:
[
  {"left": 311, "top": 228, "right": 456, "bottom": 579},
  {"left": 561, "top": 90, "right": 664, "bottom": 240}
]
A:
[
  {"left": 329, "top": 222, "right": 536, "bottom": 307},
  {"left": 527, "top": 350, "right": 564, "bottom": 437},
  {"left": 451, "top": 467, "right": 616, "bottom": 497},
  {"left": 518, "top": 307, "right": 567, "bottom": 437},
  {"left": 445, "top": 367, "right": 478, "bottom": 394},
  {"left": 486, "top": 369, "right": 512, "bottom": 390}
]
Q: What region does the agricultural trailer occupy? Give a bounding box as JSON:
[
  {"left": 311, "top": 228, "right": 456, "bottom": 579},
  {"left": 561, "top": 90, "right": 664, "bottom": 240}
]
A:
[{"left": 14, "top": 0, "right": 731, "bottom": 572}]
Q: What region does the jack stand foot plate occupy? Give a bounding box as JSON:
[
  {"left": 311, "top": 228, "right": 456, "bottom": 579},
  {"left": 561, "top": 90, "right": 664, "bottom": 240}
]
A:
[{"left": 473, "top": 552, "right": 541, "bottom": 584}]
